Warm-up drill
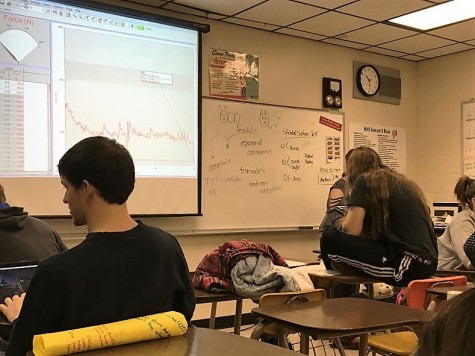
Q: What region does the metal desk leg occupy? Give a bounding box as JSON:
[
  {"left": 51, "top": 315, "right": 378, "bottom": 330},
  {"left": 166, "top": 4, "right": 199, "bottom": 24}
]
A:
[
  {"left": 358, "top": 333, "right": 368, "bottom": 356},
  {"left": 334, "top": 338, "right": 347, "bottom": 356},
  {"left": 209, "top": 301, "right": 217, "bottom": 329},
  {"left": 299, "top": 334, "right": 309, "bottom": 354},
  {"left": 367, "top": 284, "right": 375, "bottom": 300},
  {"left": 234, "top": 299, "right": 243, "bottom": 335}
]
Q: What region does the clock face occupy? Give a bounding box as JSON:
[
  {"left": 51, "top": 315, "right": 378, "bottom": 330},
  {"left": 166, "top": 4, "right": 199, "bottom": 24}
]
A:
[{"left": 356, "top": 65, "right": 380, "bottom": 97}]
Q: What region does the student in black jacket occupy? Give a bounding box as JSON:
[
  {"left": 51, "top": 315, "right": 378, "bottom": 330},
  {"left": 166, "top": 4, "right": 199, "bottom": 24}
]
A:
[{"left": 0, "top": 183, "right": 67, "bottom": 264}]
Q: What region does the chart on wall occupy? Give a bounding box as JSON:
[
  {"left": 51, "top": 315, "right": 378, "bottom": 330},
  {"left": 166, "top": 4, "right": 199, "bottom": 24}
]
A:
[
  {"left": 349, "top": 122, "right": 406, "bottom": 173},
  {"left": 462, "top": 100, "right": 475, "bottom": 178},
  {"left": 200, "top": 98, "right": 345, "bottom": 230}
]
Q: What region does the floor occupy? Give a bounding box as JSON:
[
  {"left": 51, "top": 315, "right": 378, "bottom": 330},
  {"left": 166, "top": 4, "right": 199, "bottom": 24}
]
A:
[{"left": 221, "top": 324, "right": 360, "bottom": 356}]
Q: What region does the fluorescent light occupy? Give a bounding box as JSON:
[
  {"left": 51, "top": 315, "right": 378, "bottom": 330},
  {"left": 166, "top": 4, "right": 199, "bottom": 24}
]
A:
[{"left": 389, "top": 0, "right": 475, "bottom": 30}]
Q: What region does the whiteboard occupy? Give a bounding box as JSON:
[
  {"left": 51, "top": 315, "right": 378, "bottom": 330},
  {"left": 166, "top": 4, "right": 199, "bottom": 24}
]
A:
[
  {"left": 200, "top": 98, "right": 345, "bottom": 229},
  {"left": 462, "top": 100, "right": 475, "bottom": 178}
]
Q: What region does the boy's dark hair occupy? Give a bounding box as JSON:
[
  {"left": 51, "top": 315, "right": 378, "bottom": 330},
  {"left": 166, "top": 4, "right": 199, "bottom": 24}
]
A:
[{"left": 58, "top": 136, "right": 135, "bottom": 204}]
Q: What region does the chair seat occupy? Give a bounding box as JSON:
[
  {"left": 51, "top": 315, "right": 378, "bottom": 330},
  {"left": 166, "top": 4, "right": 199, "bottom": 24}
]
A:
[{"left": 366, "top": 331, "right": 418, "bottom": 355}]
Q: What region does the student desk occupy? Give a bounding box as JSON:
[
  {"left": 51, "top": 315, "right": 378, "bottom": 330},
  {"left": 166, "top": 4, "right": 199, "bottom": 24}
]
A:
[
  {"left": 251, "top": 297, "right": 434, "bottom": 356},
  {"left": 307, "top": 269, "right": 379, "bottom": 299},
  {"left": 193, "top": 288, "right": 246, "bottom": 335},
  {"left": 26, "top": 326, "right": 297, "bottom": 356},
  {"left": 425, "top": 283, "right": 474, "bottom": 299},
  {"left": 434, "top": 269, "right": 475, "bottom": 282}
]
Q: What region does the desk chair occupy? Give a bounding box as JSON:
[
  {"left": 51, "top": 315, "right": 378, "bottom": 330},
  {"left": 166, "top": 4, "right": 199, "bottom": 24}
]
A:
[
  {"left": 363, "top": 275, "right": 467, "bottom": 356},
  {"left": 250, "top": 289, "right": 345, "bottom": 355}
]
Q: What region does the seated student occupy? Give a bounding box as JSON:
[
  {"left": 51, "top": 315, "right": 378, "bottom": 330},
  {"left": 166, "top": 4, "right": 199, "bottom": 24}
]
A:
[
  {"left": 438, "top": 176, "right": 475, "bottom": 270},
  {"left": 415, "top": 288, "right": 475, "bottom": 356},
  {"left": 1, "top": 136, "right": 195, "bottom": 356},
  {"left": 320, "top": 146, "right": 437, "bottom": 287},
  {"left": 0, "top": 183, "right": 67, "bottom": 264},
  {"left": 318, "top": 149, "right": 354, "bottom": 242}
]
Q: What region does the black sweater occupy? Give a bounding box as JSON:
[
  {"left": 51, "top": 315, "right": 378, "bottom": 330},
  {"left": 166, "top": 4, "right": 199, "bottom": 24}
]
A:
[{"left": 6, "top": 222, "right": 195, "bottom": 356}]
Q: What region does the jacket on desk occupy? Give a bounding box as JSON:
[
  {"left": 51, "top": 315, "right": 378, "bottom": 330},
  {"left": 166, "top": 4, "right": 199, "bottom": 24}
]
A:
[{"left": 192, "top": 239, "right": 288, "bottom": 292}]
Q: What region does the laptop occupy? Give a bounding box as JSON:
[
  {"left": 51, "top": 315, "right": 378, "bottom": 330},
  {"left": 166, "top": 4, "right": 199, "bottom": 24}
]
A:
[{"left": 0, "top": 261, "right": 38, "bottom": 302}]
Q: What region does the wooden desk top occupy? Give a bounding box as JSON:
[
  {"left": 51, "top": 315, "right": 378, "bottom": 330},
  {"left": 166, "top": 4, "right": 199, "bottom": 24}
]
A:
[
  {"left": 193, "top": 288, "right": 246, "bottom": 303},
  {"left": 42, "top": 326, "right": 296, "bottom": 356},
  {"left": 251, "top": 298, "right": 434, "bottom": 339},
  {"left": 434, "top": 269, "right": 475, "bottom": 281},
  {"left": 425, "top": 283, "right": 474, "bottom": 297}
]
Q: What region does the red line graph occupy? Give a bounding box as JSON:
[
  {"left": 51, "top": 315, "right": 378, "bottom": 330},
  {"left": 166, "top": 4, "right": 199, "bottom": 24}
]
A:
[{"left": 65, "top": 103, "right": 193, "bottom": 148}]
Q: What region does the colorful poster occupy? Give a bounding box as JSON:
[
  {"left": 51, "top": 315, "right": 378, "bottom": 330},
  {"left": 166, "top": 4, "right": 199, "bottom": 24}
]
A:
[
  {"left": 209, "top": 49, "right": 259, "bottom": 100},
  {"left": 349, "top": 122, "right": 406, "bottom": 173}
]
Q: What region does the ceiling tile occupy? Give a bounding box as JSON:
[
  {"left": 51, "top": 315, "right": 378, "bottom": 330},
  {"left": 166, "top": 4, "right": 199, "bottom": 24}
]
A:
[
  {"left": 111, "top": 0, "right": 475, "bottom": 61},
  {"left": 223, "top": 17, "right": 280, "bottom": 31},
  {"left": 321, "top": 37, "right": 368, "bottom": 49},
  {"left": 162, "top": 3, "right": 226, "bottom": 19},
  {"left": 275, "top": 28, "right": 326, "bottom": 41},
  {"left": 236, "top": 0, "right": 326, "bottom": 26},
  {"left": 290, "top": 11, "right": 375, "bottom": 36},
  {"left": 416, "top": 43, "right": 475, "bottom": 58},
  {"left": 294, "top": 0, "right": 355, "bottom": 9},
  {"left": 380, "top": 33, "right": 455, "bottom": 53},
  {"left": 338, "top": 23, "right": 417, "bottom": 46},
  {"left": 171, "top": 0, "right": 264, "bottom": 16},
  {"left": 123, "top": 0, "right": 168, "bottom": 6},
  {"left": 337, "top": 0, "right": 432, "bottom": 21},
  {"left": 363, "top": 46, "right": 407, "bottom": 57},
  {"left": 399, "top": 54, "right": 427, "bottom": 61},
  {"left": 428, "top": 19, "right": 475, "bottom": 42}
]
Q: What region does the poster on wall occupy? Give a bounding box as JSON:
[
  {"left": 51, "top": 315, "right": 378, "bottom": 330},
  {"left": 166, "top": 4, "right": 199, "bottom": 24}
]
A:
[
  {"left": 349, "top": 122, "right": 406, "bottom": 173},
  {"left": 209, "top": 49, "right": 259, "bottom": 100},
  {"left": 462, "top": 100, "right": 475, "bottom": 178}
]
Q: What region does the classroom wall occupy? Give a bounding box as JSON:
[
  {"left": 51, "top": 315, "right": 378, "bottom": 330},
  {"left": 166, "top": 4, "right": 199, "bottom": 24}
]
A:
[{"left": 417, "top": 50, "right": 475, "bottom": 204}]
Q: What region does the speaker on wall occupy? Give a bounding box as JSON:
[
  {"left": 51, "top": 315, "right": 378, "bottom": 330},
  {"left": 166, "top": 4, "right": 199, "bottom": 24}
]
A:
[{"left": 322, "top": 77, "right": 342, "bottom": 109}]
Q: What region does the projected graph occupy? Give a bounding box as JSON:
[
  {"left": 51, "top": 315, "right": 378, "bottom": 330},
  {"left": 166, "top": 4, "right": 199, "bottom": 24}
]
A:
[
  {"left": 65, "top": 100, "right": 195, "bottom": 168},
  {"left": 66, "top": 103, "right": 193, "bottom": 148},
  {"left": 60, "top": 27, "right": 197, "bottom": 177}
]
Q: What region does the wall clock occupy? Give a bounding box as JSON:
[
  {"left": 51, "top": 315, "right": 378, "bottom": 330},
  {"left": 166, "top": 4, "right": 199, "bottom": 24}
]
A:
[{"left": 356, "top": 64, "right": 380, "bottom": 97}]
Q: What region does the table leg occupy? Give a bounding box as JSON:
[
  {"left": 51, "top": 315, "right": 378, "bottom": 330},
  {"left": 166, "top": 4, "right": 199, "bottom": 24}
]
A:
[
  {"left": 234, "top": 299, "right": 243, "bottom": 335},
  {"left": 299, "top": 334, "right": 309, "bottom": 354},
  {"left": 209, "top": 302, "right": 217, "bottom": 329},
  {"left": 333, "top": 338, "right": 347, "bottom": 356},
  {"left": 358, "top": 333, "right": 368, "bottom": 356}
]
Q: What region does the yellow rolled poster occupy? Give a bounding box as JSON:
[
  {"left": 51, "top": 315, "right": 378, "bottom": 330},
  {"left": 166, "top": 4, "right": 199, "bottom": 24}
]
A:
[{"left": 32, "top": 311, "right": 187, "bottom": 356}]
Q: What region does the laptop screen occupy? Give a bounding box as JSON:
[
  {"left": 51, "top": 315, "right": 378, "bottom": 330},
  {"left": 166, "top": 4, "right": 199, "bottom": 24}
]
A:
[{"left": 0, "top": 262, "right": 38, "bottom": 301}]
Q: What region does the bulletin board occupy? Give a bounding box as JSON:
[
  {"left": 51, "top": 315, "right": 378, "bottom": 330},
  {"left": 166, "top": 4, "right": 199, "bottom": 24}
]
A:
[{"left": 462, "top": 99, "right": 475, "bottom": 178}]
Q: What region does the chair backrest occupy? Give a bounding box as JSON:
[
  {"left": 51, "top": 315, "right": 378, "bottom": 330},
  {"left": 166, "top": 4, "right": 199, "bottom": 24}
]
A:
[
  {"left": 406, "top": 275, "right": 467, "bottom": 310},
  {"left": 258, "top": 289, "right": 326, "bottom": 307}
]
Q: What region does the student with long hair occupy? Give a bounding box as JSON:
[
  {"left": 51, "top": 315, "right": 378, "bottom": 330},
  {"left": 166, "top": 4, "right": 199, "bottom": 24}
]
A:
[
  {"left": 320, "top": 146, "right": 437, "bottom": 286},
  {"left": 318, "top": 149, "right": 354, "bottom": 240},
  {"left": 438, "top": 176, "right": 475, "bottom": 270}
]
